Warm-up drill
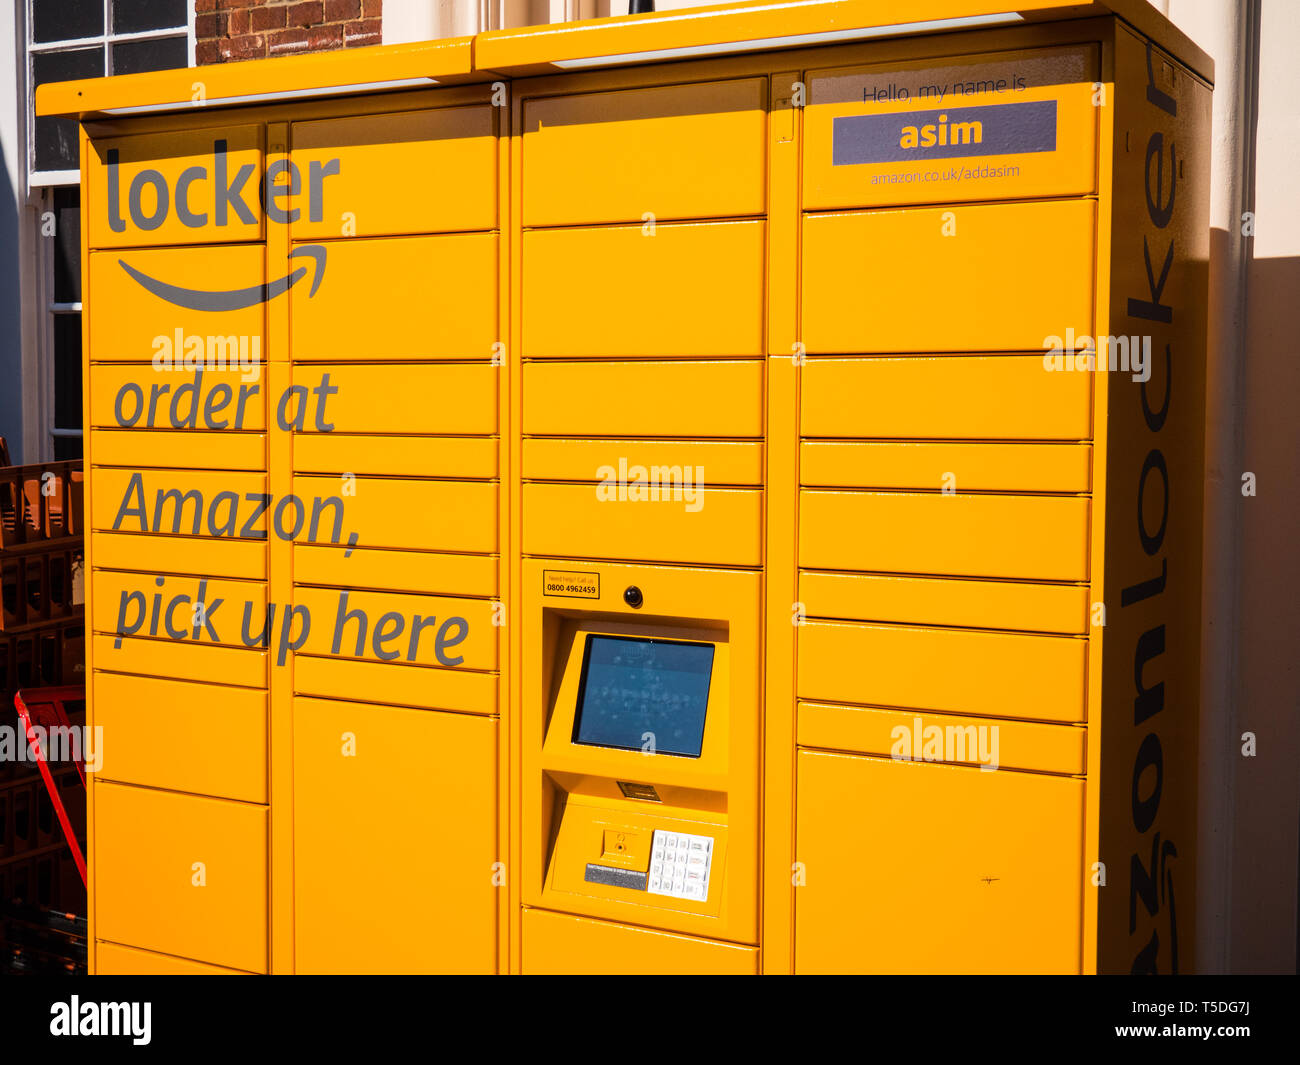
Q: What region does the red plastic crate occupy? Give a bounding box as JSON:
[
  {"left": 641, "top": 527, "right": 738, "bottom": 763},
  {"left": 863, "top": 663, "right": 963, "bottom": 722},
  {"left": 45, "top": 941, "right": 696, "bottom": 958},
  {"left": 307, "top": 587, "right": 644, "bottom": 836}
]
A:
[
  {"left": 0, "top": 543, "right": 84, "bottom": 632},
  {"left": 0, "top": 620, "right": 85, "bottom": 702},
  {"left": 0, "top": 462, "right": 82, "bottom": 548}
]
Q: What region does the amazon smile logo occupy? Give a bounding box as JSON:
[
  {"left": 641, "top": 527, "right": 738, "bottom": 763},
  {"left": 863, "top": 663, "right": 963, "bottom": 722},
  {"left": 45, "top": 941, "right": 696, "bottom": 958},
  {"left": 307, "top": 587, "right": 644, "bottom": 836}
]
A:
[
  {"left": 107, "top": 139, "right": 341, "bottom": 310},
  {"left": 119, "top": 245, "right": 325, "bottom": 311}
]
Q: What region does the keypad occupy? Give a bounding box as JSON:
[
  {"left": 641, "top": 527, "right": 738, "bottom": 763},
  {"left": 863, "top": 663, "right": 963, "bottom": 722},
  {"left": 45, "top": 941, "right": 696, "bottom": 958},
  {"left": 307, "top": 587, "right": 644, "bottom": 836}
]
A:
[{"left": 647, "top": 829, "right": 714, "bottom": 901}]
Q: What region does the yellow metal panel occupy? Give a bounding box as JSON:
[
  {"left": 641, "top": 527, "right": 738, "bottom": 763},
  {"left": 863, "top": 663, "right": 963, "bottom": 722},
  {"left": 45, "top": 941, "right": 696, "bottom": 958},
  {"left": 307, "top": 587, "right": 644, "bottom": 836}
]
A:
[
  {"left": 290, "top": 233, "right": 498, "bottom": 359},
  {"left": 94, "top": 781, "right": 268, "bottom": 973},
  {"left": 483, "top": 1, "right": 1028, "bottom": 70},
  {"left": 94, "top": 633, "right": 268, "bottom": 688},
  {"left": 521, "top": 561, "right": 762, "bottom": 946},
  {"left": 521, "top": 909, "right": 757, "bottom": 975},
  {"left": 91, "top": 571, "right": 267, "bottom": 650},
  {"left": 92, "top": 429, "right": 266, "bottom": 472},
  {"left": 91, "top": 468, "right": 268, "bottom": 539},
  {"left": 292, "top": 587, "right": 497, "bottom": 671},
  {"left": 93, "top": 673, "right": 267, "bottom": 803},
  {"left": 508, "top": 76, "right": 526, "bottom": 975},
  {"left": 86, "top": 127, "right": 264, "bottom": 247},
  {"left": 800, "top": 490, "right": 1090, "bottom": 581},
  {"left": 293, "top": 362, "right": 497, "bottom": 434},
  {"left": 91, "top": 532, "right": 267, "bottom": 580},
  {"left": 95, "top": 942, "right": 246, "bottom": 975},
  {"left": 522, "top": 79, "right": 766, "bottom": 225},
  {"left": 80, "top": 121, "right": 98, "bottom": 973},
  {"left": 292, "top": 475, "right": 497, "bottom": 552},
  {"left": 799, "top": 570, "right": 1088, "bottom": 634},
  {"left": 263, "top": 143, "right": 296, "bottom": 975},
  {"left": 1093, "top": 28, "right": 1212, "bottom": 975},
  {"left": 523, "top": 360, "right": 763, "bottom": 437},
  {"left": 762, "top": 69, "right": 802, "bottom": 974},
  {"left": 522, "top": 221, "right": 764, "bottom": 356},
  {"left": 294, "top": 700, "right": 497, "bottom": 973},
  {"left": 545, "top": 802, "right": 733, "bottom": 918},
  {"left": 797, "top": 702, "right": 1086, "bottom": 774},
  {"left": 803, "top": 45, "right": 1099, "bottom": 209},
  {"left": 523, "top": 483, "right": 762, "bottom": 566},
  {"left": 88, "top": 245, "right": 265, "bottom": 360},
  {"left": 294, "top": 545, "right": 497, "bottom": 598},
  {"left": 801, "top": 442, "right": 1091, "bottom": 492},
  {"left": 1082, "top": 33, "right": 1117, "bottom": 974},
  {"left": 798, "top": 621, "right": 1086, "bottom": 723},
  {"left": 33, "top": 7, "right": 1212, "bottom": 116},
  {"left": 90, "top": 364, "right": 267, "bottom": 431},
  {"left": 523, "top": 439, "right": 763, "bottom": 486},
  {"left": 473, "top": 1, "right": 1215, "bottom": 82},
  {"left": 294, "top": 434, "right": 498, "bottom": 479},
  {"left": 58, "top": 0, "right": 1216, "bottom": 980},
  {"left": 294, "top": 654, "right": 497, "bottom": 715},
  {"left": 801, "top": 354, "right": 1093, "bottom": 440},
  {"left": 494, "top": 84, "right": 513, "bottom": 977},
  {"left": 37, "top": 37, "right": 478, "bottom": 117},
  {"left": 795, "top": 752, "right": 1084, "bottom": 973},
  {"left": 801, "top": 200, "right": 1094, "bottom": 352},
  {"left": 291, "top": 106, "right": 497, "bottom": 237}
]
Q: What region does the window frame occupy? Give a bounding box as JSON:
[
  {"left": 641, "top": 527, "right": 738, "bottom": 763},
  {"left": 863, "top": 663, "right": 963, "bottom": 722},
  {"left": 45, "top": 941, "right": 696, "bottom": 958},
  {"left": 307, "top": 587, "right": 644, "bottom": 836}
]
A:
[
  {"left": 23, "top": 0, "right": 196, "bottom": 460},
  {"left": 27, "top": 0, "right": 196, "bottom": 185}
]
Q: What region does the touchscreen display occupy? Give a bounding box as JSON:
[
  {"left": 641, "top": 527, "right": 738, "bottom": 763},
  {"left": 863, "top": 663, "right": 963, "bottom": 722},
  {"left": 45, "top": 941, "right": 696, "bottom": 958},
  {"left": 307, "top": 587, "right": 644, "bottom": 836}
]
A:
[{"left": 572, "top": 635, "right": 715, "bottom": 758}]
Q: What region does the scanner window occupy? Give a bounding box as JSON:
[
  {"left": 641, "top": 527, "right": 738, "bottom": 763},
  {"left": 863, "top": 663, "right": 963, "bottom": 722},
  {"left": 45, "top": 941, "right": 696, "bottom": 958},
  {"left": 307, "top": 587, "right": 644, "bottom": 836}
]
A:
[{"left": 572, "top": 635, "right": 715, "bottom": 758}]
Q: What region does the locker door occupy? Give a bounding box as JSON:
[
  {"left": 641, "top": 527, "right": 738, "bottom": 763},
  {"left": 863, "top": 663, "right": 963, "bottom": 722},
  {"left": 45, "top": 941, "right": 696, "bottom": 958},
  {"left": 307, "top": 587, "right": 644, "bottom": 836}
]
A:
[
  {"left": 795, "top": 751, "right": 1084, "bottom": 974},
  {"left": 293, "top": 699, "right": 497, "bottom": 973}
]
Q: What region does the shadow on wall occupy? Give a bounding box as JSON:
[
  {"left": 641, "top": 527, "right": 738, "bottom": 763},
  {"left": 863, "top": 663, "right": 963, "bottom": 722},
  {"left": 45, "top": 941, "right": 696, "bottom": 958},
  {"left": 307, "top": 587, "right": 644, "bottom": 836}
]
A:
[
  {"left": 1236, "top": 247, "right": 1300, "bottom": 974},
  {"left": 1212, "top": 0, "right": 1300, "bottom": 976},
  {"left": 0, "top": 139, "right": 23, "bottom": 464}
]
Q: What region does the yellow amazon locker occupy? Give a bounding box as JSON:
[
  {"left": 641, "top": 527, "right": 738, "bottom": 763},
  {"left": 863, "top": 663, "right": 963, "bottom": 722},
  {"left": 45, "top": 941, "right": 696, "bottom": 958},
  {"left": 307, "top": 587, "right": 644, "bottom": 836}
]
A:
[{"left": 42, "top": 0, "right": 1210, "bottom": 976}]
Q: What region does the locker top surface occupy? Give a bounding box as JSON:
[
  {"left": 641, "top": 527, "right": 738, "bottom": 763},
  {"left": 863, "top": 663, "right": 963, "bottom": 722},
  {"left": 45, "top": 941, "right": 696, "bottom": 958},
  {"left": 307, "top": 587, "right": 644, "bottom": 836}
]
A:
[{"left": 38, "top": 0, "right": 1211, "bottom": 121}]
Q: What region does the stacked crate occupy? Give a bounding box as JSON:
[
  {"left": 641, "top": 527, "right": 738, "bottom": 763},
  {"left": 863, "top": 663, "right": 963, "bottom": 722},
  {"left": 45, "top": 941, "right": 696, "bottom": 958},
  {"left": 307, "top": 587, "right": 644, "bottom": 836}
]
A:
[
  {"left": 1, "top": 456, "right": 87, "bottom": 693},
  {"left": 0, "top": 447, "right": 87, "bottom": 953}
]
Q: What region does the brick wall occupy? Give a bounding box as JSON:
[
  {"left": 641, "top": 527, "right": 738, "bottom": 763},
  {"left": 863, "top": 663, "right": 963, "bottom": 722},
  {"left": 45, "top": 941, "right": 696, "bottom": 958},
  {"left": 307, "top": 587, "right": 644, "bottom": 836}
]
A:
[{"left": 195, "top": 0, "right": 383, "bottom": 64}]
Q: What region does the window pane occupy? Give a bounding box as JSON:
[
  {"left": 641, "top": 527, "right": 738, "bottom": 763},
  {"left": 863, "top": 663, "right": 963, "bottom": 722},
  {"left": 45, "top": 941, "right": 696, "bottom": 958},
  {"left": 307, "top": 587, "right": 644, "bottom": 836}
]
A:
[
  {"left": 53, "top": 436, "right": 83, "bottom": 461},
  {"left": 34, "top": 117, "right": 80, "bottom": 172},
  {"left": 112, "top": 0, "right": 188, "bottom": 35},
  {"left": 53, "top": 312, "right": 83, "bottom": 434},
  {"left": 30, "top": 44, "right": 103, "bottom": 86},
  {"left": 52, "top": 187, "right": 81, "bottom": 303},
  {"left": 32, "top": 47, "right": 103, "bottom": 172},
  {"left": 53, "top": 313, "right": 82, "bottom": 431},
  {"left": 111, "top": 35, "right": 188, "bottom": 77},
  {"left": 32, "top": 0, "right": 105, "bottom": 44}
]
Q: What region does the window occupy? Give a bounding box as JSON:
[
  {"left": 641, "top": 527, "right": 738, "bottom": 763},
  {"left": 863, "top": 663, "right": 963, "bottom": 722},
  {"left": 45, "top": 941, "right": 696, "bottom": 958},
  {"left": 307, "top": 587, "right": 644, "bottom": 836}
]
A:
[
  {"left": 29, "top": 0, "right": 193, "bottom": 183},
  {"left": 25, "top": 1, "right": 194, "bottom": 460}
]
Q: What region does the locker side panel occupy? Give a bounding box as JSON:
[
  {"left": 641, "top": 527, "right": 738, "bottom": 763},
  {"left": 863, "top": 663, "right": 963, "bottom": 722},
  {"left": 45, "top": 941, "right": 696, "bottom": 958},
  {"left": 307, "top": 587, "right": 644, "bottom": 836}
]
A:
[{"left": 1095, "top": 27, "right": 1210, "bottom": 976}]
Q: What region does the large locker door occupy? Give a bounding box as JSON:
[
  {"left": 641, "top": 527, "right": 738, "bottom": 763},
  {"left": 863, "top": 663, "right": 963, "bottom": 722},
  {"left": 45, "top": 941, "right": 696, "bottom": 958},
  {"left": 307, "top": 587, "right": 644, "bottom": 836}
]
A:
[
  {"left": 795, "top": 751, "right": 1084, "bottom": 974},
  {"left": 293, "top": 700, "right": 497, "bottom": 973}
]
